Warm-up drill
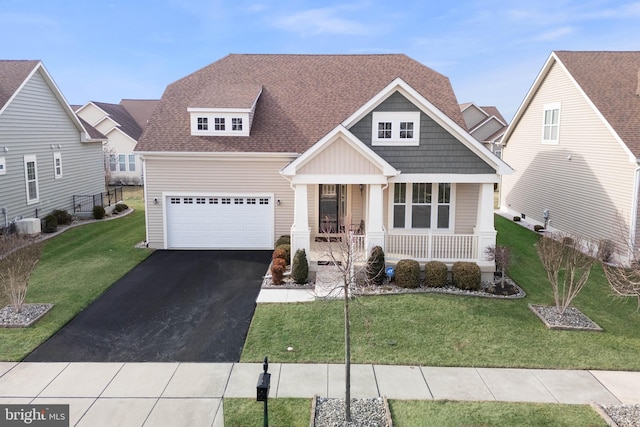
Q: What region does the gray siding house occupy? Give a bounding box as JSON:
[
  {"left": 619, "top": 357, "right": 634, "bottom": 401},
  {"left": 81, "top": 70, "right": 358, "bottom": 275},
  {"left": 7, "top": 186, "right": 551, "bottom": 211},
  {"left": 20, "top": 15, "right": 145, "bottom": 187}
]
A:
[{"left": 0, "top": 60, "right": 105, "bottom": 230}]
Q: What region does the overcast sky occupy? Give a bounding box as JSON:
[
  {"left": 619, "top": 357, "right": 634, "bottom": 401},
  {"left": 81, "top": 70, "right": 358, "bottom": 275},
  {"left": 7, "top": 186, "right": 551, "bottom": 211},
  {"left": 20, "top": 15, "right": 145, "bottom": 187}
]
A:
[{"left": 2, "top": 0, "right": 640, "bottom": 121}]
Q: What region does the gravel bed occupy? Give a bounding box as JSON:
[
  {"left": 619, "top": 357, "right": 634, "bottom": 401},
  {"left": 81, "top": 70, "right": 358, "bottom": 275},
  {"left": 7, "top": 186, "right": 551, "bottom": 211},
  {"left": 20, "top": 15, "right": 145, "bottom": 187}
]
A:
[
  {"left": 314, "top": 397, "right": 389, "bottom": 427},
  {"left": 600, "top": 404, "right": 640, "bottom": 427},
  {"left": 0, "top": 303, "right": 53, "bottom": 328},
  {"left": 529, "top": 304, "right": 603, "bottom": 331}
]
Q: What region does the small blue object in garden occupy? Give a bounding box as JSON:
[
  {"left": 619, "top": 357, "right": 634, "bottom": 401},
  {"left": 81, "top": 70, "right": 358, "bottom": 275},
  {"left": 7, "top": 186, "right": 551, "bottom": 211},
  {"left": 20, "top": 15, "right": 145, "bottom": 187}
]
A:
[{"left": 386, "top": 267, "right": 395, "bottom": 280}]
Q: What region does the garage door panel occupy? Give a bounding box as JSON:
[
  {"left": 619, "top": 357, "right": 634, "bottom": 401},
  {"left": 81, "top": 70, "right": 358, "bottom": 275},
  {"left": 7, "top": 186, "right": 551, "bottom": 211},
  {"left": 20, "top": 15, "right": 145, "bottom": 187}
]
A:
[{"left": 166, "top": 195, "right": 274, "bottom": 249}]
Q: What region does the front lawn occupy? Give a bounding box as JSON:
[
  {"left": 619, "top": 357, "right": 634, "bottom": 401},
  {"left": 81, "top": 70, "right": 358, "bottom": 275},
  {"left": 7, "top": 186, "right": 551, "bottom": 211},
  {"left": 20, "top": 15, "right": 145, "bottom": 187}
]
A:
[
  {"left": 241, "top": 215, "right": 640, "bottom": 370},
  {"left": 0, "top": 187, "right": 150, "bottom": 361},
  {"left": 223, "top": 399, "right": 605, "bottom": 427}
]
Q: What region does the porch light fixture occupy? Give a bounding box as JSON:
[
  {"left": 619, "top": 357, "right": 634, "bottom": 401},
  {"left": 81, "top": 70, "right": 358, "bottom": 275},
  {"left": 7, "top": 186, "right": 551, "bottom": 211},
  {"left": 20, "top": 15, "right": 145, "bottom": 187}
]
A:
[
  {"left": 153, "top": 198, "right": 158, "bottom": 204},
  {"left": 276, "top": 199, "right": 281, "bottom": 206}
]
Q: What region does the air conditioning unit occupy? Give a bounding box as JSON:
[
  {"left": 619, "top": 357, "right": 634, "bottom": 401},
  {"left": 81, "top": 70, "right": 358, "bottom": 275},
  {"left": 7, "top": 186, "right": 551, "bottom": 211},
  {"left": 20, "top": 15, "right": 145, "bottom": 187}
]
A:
[{"left": 15, "top": 218, "right": 42, "bottom": 235}]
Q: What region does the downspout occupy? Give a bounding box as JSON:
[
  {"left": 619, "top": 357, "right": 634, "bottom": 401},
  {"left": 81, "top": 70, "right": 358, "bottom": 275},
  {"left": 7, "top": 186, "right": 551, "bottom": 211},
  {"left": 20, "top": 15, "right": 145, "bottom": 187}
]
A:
[{"left": 630, "top": 160, "right": 640, "bottom": 261}]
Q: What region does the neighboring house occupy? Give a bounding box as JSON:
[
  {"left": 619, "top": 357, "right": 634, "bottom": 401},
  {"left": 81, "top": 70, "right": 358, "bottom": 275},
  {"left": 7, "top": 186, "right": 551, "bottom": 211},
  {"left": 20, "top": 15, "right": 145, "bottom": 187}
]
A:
[
  {"left": 0, "top": 60, "right": 105, "bottom": 230},
  {"left": 136, "top": 54, "right": 512, "bottom": 279},
  {"left": 500, "top": 51, "right": 640, "bottom": 259},
  {"left": 460, "top": 102, "right": 507, "bottom": 158},
  {"left": 75, "top": 99, "right": 159, "bottom": 186}
]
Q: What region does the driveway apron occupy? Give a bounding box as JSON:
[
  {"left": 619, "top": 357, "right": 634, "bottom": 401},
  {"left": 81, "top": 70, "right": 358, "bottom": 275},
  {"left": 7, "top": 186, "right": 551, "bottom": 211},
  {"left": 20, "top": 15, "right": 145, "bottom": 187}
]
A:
[{"left": 25, "top": 250, "right": 271, "bottom": 362}]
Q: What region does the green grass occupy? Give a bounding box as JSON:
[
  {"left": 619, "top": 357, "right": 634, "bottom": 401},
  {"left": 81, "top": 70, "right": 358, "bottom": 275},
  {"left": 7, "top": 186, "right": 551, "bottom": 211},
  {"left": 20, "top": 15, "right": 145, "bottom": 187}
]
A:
[
  {"left": 389, "top": 400, "right": 606, "bottom": 427},
  {"left": 0, "top": 187, "right": 150, "bottom": 361},
  {"left": 224, "top": 398, "right": 311, "bottom": 427},
  {"left": 223, "top": 399, "right": 605, "bottom": 427},
  {"left": 241, "top": 215, "right": 640, "bottom": 369}
]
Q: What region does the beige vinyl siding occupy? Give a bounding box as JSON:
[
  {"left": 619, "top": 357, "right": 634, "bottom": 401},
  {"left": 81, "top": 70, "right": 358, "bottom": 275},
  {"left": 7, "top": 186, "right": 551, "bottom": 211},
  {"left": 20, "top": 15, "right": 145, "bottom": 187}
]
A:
[
  {"left": 502, "top": 61, "right": 636, "bottom": 246},
  {"left": 0, "top": 69, "right": 104, "bottom": 222},
  {"left": 144, "top": 155, "right": 294, "bottom": 248},
  {"left": 298, "top": 137, "right": 381, "bottom": 175},
  {"left": 454, "top": 183, "right": 479, "bottom": 234},
  {"left": 78, "top": 104, "right": 109, "bottom": 127}
]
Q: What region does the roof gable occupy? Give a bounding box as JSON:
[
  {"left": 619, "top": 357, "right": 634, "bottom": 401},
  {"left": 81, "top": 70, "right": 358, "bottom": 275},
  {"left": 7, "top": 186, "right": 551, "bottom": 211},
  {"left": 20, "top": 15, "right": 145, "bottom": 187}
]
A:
[{"left": 505, "top": 51, "right": 640, "bottom": 159}]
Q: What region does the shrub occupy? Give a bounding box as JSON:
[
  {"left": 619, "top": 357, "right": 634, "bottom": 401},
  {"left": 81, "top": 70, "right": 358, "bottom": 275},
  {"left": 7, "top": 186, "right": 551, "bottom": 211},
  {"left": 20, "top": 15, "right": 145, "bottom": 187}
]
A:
[
  {"left": 115, "top": 203, "right": 128, "bottom": 212},
  {"left": 452, "top": 262, "right": 481, "bottom": 290},
  {"left": 270, "top": 259, "right": 286, "bottom": 286},
  {"left": 93, "top": 205, "right": 106, "bottom": 219},
  {"left": 534, "top": 225, "right": 545, "bottom": 232},
  {"left": 291, "top": 249, "right": 309, "bottom": 284},
  {"left": 424, "top": 261, "right": 448, "bottom": 287},
  {"left": 51, "top": 209, "right": 73, "bottom": 225},
  {"left": 366, "top": 245, "right": 386, "bottom": 286},
  {"left": 275, "top": 244, "right": 291, "bottom": 265},
  {"left": 513, "top": 216, "right": 521, "bottom": 222},
  {"left": 275, "top": 235, "right": 291, "bottom": 247},
  {"left": 598, "top": 239, "right": 615, "bottom": 263},
  {"left": 42, "top": 214, "right": 58, "bottom": 233},
  {"left": 395, "top": 259, "right": 421, "bottom": 289},
  {"left": 272, "top": 247, "right": 287, "bottom": 264}
]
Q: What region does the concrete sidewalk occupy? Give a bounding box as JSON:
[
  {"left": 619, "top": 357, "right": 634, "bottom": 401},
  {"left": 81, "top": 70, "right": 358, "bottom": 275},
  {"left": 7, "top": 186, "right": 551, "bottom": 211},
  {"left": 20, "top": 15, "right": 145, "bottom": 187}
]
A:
[{"left": 1, "top": 361, "right": 639, "bottom": 426}]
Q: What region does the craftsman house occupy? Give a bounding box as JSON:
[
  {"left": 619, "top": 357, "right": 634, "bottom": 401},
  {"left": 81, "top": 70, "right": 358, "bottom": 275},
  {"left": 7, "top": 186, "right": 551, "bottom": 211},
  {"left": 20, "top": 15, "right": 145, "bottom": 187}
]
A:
[{"left": 136, "top": 54, "right": 512, "bottom": 279}]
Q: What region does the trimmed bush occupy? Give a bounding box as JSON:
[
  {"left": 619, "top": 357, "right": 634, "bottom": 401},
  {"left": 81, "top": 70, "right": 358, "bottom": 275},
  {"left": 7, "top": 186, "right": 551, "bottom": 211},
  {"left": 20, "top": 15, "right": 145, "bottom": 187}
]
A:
[
  {"left": 272, "top": 247, "right": 287, "bottom": 263},
  {"left": 51, "top": 209, "right": 73, "bottom": 225},
  {"left": 275, "top": 235, "right": 291, "bottom": 247},
  {"left": 366, "top": 245, "right": 386, "bottom": 286},
  {"left": 42, "top": 214, "right": 59, "bottom": 233},
  {"left": 513, "top": 216, "right": 521, "bottom": 222},
  {"left": 424, "top": 261, "right": 448, "bottom": 287},
  {"left": 271, "top": 258, "right": 286, "bottom": 286},
  {"left": 452, "top": 262, "right": 481, "bottom": 290},
  {"left": 534, "top": 224, "right": 545, "bottom": 232},
  {"left": 395, "top": 259, "right": 421, "bottom": 289},
  {"left": 291, "top": 248, "right": 309, "bottom": 284},
  {"left": 93, "top": 205, "right": 106, "bottom": 219},
  {"left": 276, "top": 244, "right": 291, "bottom": 265},
  {"left": 115, "top": 203, "right": 128, "bottom": 212}
]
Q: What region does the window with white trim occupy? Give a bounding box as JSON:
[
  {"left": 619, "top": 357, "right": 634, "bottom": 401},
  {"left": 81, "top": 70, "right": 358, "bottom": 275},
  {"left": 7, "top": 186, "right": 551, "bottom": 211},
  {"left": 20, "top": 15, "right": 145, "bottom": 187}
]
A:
[
  {"left": 392, "top": 183, "right": 452, "bottom": 230},
  {"left": 128, "top": 154, "right": 136, "bottom": 172},
  {"left": 214, "top": 117, "right": 225, "bottom": 131},
  {"left": 118, "top": 154, "right": 126, "bottom": 172},
  {"left": 372, "top": 111, "right": 420, "bottom": 146},
  {"left": 109, "top": 154, "right": 116, "bottom": 172},
  {"left": 232, "top": 118, "right": 243, "bottom": 131},
  {"left": 542, "top": 103, "right": 560, "bottom": 143},
  {"left": 53, "top": 152, "right": 62, "bottom": 179},
  {"left": 24, "top": 155, "right": 39, "bottom": 204},
  {"left": 197, "top": 117, "right": 208, "bottom": 130}
]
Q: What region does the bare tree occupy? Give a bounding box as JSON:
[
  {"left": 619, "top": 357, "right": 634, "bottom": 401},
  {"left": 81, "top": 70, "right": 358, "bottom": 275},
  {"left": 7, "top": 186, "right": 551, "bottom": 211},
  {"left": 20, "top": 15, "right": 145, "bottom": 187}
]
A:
[
  {"left": 317, "top": 215, "right": 367, "bottom": 423},
  {"left": 0, "top": 234, "right": 44, "bottom": 313},
  {"left": 536, "top": 232, "right": 596, "bottom": 315},
  {"left": 103, "top": 147, "right": 116, "bottom": 191},
  {"left": 602, "top": 263, "right": 640, "bottom": 310},
  {"left": 485, "top": 245, "right": 511, "bottom": 289}
]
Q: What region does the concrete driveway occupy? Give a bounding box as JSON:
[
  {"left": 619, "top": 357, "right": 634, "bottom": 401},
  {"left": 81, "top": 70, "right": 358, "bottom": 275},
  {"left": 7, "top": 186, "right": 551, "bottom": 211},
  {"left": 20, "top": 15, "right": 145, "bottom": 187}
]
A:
[{"left": 25, "top": 250, "right": 271, "bottom": 362}]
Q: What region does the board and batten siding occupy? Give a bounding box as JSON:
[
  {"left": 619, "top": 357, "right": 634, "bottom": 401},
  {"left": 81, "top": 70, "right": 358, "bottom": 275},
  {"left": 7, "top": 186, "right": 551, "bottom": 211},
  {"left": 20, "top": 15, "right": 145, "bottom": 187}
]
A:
[
  {"left": 298, "top": 137, "right": 380, "bottom": 175},
  {"left": 0, "top": 69, "right": 104, "bottom": 224},
  {"left": 501, "top": 61, "right": 636, "bottom": 247},
  {"left": 454, "top": 183, "right": 479, "bottom": 234},
  {"left": 144, "top": 155, "right": 294, "bottom": 248}
]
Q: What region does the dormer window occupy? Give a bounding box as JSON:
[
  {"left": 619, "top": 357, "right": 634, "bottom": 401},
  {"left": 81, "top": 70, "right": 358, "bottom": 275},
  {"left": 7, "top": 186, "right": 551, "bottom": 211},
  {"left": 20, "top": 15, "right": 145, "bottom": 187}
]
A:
[
  {"left": 197, "top": 117, "right": 208, "bottom": 130},
  {"left": 232, "top": 118, "right": 243, "bottom": 131},
  {"left": 214, "top": 117, "right": 225, "bottom": 131},
  {"left": 189, "top": 112, "right": 251, "bottom": 136},
  {"left": 372, "top": 111, "right": 420, "bottom": 146}
]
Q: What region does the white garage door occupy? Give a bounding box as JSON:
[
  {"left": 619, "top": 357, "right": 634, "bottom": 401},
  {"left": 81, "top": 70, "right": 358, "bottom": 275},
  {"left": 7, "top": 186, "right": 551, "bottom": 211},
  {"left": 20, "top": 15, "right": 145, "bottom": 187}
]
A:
[{"left": 166, "top": 195, "right": 274, "bottom": 249}]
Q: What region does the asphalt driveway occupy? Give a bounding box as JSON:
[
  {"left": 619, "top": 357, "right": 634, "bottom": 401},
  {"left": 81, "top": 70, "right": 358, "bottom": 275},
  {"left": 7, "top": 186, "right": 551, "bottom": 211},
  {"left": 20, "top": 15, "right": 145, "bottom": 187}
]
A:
[{"left": 25, "top": 250, "right": 271, "bottom": 362}]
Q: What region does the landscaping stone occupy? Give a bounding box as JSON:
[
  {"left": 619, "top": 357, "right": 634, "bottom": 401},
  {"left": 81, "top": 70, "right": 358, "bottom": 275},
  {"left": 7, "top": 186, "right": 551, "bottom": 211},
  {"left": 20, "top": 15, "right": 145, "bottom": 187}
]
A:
[
  {"left": 0, "top": 303, "right": 53, "bottom": 328},
  {"left": 597, "top": 403, "right": 640, "bottom": 427},
  {"left": 312, "top": 396, "right": 392, "bottom": 427},
  {"left": 529, "top": 304, "right": 603, "bottom": 331}
]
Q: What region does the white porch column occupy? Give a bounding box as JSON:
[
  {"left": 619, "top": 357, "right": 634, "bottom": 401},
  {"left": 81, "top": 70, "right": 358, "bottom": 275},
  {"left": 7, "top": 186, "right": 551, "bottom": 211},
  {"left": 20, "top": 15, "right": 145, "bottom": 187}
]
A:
[
  {"left": 474, "top": 182, "right": 497, "bottom": 280},
  {"left": 291, "top": 184, "right": 310, "bottom": 261},
  {"left": 365, "top": 184, "right": 385, "bottom": 252}
]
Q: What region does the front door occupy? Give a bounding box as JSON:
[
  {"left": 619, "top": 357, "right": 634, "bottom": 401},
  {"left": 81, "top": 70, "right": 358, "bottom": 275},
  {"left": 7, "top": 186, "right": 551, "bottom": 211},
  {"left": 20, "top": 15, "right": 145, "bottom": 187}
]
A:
[{"left": 319, "top": 184, "right": 346, "bottom": 233}]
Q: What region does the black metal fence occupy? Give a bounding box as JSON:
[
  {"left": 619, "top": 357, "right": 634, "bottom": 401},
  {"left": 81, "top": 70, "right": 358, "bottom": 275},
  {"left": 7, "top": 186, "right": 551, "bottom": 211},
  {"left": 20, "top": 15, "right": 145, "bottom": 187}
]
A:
[{"left": 73, "top": 187, "right": 123, "bottom": 213}]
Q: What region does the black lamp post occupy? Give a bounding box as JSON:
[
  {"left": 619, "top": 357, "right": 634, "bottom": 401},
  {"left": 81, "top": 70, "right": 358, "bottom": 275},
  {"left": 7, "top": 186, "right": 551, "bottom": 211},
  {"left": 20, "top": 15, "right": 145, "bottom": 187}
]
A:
[{"left": 256, "top": 356, "right": 271, "bottom": 427}]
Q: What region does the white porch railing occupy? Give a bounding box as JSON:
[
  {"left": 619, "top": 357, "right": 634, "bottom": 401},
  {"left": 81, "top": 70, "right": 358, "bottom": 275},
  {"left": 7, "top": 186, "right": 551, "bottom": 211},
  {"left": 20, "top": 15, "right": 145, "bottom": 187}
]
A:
[{"left": 384, "top": 233, "right": 478, "bottom": 262}]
